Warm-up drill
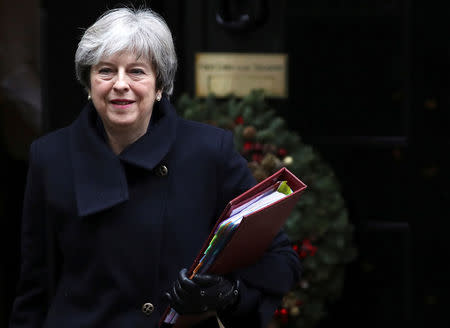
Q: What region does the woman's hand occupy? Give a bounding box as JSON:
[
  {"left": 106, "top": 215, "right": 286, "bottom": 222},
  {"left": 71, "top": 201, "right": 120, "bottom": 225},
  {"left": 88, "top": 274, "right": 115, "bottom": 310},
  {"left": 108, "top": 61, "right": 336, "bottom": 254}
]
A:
[{"left": 165, "top": 268, "right": 240, "bottom": 315}]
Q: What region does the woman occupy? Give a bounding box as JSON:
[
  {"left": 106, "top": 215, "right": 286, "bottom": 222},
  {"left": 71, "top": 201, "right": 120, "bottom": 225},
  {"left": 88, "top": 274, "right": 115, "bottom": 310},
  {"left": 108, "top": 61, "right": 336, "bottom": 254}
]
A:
[{"left": 9, "top": 7, "right": 301, "bottom": 328}]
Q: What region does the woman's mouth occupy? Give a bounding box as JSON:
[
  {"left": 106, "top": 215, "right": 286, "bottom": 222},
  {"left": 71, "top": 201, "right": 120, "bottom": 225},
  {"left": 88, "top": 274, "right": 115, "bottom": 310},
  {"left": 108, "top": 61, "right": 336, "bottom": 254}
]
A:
[
  {"left": 111, "top": 99, "right": 135, "bottom": 105},
  {"left": 110, "top": 99, "right": 135, "bottom": 109}
]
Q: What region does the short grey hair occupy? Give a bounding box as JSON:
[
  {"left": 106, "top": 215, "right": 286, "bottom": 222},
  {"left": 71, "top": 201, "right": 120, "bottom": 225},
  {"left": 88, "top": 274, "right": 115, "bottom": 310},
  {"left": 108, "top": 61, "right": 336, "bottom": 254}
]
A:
[{"left": 75, "top": 7, "right": 177, "bottom": 95}]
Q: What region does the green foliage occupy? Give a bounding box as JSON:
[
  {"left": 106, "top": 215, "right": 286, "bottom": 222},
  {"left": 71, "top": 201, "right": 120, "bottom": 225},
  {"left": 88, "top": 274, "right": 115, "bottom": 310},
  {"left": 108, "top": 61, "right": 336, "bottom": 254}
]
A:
[{"left": 176, "top": 90, "right": 357, "bottom": 328}]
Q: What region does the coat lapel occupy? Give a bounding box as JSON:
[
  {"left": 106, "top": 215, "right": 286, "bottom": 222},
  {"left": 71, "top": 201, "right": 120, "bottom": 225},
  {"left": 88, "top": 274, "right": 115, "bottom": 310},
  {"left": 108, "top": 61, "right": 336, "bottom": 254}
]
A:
[
  {"left": 119, "top": 97, "right": 177, "bottom": 170},
  {"left": 69, "top": 96, "right": 177, "bottom": 217}
]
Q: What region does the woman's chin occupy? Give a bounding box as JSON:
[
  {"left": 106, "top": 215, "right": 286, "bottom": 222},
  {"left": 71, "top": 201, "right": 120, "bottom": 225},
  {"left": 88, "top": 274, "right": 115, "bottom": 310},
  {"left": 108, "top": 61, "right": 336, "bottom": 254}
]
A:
[{"left": 107, "top": 114, "right": 139, "bottom": 127}]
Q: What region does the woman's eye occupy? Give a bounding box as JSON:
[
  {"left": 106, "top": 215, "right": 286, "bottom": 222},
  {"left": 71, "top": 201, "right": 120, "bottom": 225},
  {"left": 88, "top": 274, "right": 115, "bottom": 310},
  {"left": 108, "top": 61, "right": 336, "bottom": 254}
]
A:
[
  {"left": 130, "top": 68, "right": 145, "bottom": 75},
  {"left": 98, "top": 68, "right": 112, "bottom": 74}
]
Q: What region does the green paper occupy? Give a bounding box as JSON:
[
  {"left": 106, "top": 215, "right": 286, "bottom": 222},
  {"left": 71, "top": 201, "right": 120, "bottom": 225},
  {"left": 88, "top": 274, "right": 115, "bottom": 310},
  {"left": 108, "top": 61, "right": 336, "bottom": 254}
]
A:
[{"left": 277, "top": 180, "right": 293, "bottom": 195}]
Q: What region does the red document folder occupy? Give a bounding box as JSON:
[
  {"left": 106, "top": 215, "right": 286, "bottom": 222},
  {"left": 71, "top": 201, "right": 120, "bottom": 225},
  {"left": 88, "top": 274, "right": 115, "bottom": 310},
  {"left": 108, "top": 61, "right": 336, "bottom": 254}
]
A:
[{"left": 160, "top": 167, "right": 307, "bottom": 327}]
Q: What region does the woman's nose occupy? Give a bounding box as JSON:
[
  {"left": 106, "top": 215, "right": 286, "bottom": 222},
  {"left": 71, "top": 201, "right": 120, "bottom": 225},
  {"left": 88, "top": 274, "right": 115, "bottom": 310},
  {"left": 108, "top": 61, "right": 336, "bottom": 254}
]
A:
[{"left": 113, "top": 72, "right": 130, "bottom": 92}]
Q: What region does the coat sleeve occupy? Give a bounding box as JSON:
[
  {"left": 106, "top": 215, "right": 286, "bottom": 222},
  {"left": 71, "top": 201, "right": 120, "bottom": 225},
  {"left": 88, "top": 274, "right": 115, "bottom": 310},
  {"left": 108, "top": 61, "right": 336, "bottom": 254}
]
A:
[
  {"left": 215, "top": 131, "right": 302, "bottom": 328},
  {"left": 9, "top": 141, "right": 49, "bottom": 328}
]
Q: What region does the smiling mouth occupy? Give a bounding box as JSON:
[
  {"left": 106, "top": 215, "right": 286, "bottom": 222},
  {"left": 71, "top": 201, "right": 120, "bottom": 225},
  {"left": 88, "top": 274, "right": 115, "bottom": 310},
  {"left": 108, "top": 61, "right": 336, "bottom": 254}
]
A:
[{"left": 111, "top": 100, "right": 135, "bottom": 105}]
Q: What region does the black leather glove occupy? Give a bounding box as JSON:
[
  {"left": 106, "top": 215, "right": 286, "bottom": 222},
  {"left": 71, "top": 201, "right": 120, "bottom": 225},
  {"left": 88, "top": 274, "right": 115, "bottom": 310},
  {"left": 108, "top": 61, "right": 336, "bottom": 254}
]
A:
[{"left": 165, "top": 268, "right": 240, "bottom": 315}]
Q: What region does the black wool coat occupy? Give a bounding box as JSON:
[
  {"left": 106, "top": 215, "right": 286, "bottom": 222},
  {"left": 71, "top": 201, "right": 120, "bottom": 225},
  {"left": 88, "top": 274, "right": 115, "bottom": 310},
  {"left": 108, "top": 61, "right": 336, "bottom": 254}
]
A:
[{"left": 9, "top": 97, "right": 301, "bottom": 328}]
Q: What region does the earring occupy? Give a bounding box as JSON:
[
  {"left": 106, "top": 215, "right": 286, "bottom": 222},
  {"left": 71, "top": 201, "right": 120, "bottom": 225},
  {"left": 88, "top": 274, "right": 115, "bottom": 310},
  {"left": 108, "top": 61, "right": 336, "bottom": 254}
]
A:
[
  {"left": 88, "top": 93, "right": 91, "bottom": 100},
  {"left": 156, "top": 93, "right": 162, "bottom": 102}
]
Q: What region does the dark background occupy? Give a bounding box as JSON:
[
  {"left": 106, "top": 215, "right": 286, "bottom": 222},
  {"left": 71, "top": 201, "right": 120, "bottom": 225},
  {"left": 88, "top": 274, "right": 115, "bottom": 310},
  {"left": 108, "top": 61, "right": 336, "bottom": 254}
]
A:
[{"left": 1, "top": 0, "right": 449, "bottom": 327}]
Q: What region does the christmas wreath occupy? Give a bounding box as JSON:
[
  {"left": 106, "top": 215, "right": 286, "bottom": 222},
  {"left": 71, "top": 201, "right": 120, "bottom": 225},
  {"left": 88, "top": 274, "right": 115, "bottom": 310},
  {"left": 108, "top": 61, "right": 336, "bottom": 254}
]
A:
[{"left": 176, "top": 90, "right": 357, "bottom": 328}]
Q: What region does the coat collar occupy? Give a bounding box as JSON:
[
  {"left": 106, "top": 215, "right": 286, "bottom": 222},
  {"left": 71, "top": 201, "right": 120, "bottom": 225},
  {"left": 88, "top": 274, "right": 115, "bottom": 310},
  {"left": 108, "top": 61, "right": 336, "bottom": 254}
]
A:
[{"left": 69, "top": 96, "right": 177, "bottom": 217}]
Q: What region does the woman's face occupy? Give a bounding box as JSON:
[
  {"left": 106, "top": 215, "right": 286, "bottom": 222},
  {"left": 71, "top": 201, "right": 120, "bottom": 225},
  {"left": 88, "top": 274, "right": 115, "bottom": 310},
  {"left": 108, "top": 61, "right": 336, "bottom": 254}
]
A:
[{"left": 90, "top": 52, "right": 160, "bottom": 135}]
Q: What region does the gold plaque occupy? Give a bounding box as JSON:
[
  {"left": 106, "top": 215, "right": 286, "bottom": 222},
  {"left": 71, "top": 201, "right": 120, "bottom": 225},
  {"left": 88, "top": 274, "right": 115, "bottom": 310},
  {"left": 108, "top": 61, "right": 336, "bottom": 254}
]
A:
[{"left": 195, "top": 53, "right": 288, "bottom": 98}]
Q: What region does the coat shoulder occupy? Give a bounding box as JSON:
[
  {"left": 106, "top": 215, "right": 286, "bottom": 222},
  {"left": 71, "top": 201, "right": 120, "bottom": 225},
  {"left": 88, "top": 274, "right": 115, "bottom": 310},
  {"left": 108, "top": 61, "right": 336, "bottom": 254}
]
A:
[
  {"left": 30, "top": 126, "right": 71, "bottom": 161},
  {"left": 177, "top": 117, "right": 229, "bottom": 139},
  {"left": 175, "top": 118, "right": 234, "bottom": 160}
]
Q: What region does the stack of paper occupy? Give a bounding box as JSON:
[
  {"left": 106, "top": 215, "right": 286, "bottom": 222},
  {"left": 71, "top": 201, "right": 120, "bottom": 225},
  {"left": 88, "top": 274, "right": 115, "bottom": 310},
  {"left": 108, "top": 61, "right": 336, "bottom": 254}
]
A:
[{"left": 193, "top": 180, "right": 292, "bottom": 275}]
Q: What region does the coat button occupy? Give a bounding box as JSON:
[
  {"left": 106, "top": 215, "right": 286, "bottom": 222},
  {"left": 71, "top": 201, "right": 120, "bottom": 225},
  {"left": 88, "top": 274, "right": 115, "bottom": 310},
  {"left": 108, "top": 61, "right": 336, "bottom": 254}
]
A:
[
  {"left": 156, "top": 164, "right": 168, "bottom": 177},
  {"left": 142, "top": 302, "right": 154, "bottom": 316}
]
